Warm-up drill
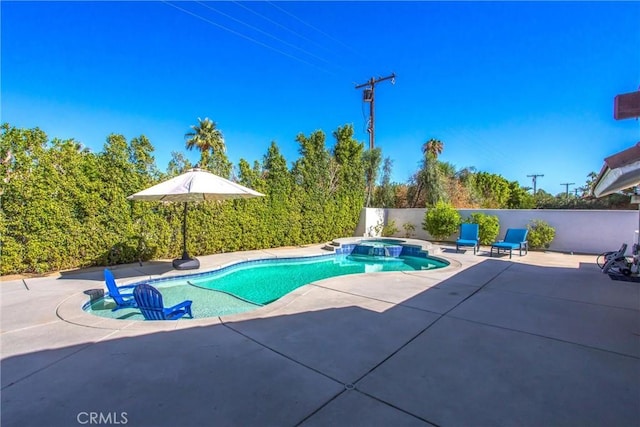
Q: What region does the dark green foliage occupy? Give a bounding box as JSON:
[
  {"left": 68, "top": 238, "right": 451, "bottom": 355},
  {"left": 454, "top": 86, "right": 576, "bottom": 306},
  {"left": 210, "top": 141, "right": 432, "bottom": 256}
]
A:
[
  {"left": 464, "top": 213, "right": 500, "bottom": 245},
  {"left": 362, "top": 147, "right": 382, "bottom": 207},
  {"left": 422, "top": 200, "right": 461, "bottom": 240},
  {"left": 534, "top": 188, "right": 633, "bottom": 210},
  {"left": 527, "top": 220, "right": 556, "bottom": 249},
  {"left": 264, "top": 142, "right": 302, "bottom": 246},
  {"left": 292, "top": 130, "right": 332, "bottom": 242},
  {"left": 1, "top": 123, "right": 367, "bottom": 275},
  {"left": 422, "top": 153, "right": 447, "bottom": 207},
  {"left": 472, "top": 172, "right": 511, "bottom": 208},
  {"left": 331, "top": 125, "right": 366, "bottom": 238},
  {"left": 374, "top": 157, "right": 395, "bottom": 208},
  {"left": 506, "top": 181, "right": 535, "bottom": 209}
]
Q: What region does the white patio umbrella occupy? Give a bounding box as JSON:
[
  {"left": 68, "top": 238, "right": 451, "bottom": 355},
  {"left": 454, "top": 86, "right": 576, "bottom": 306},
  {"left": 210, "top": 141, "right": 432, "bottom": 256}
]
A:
[{"left": 127, "top": 168, "right": 265, "bottom": 270}]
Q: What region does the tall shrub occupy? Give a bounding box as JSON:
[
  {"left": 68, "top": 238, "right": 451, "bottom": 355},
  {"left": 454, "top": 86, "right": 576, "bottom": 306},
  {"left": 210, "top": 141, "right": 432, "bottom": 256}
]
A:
[
  {"left": 465, "top": 213, "right": 500, "bottom": 245},
  {"left": 422, "top": 200, "right": 461, "bottom": 240},
  {"left": 527, "top": 220, "right": 556, "bottom": 249}
]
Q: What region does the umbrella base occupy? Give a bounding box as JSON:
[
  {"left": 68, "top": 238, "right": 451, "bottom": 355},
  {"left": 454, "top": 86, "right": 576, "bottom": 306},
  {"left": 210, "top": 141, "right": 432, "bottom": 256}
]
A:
[{"left": 172, "top": 257, "right": 200, "bottom": 270}]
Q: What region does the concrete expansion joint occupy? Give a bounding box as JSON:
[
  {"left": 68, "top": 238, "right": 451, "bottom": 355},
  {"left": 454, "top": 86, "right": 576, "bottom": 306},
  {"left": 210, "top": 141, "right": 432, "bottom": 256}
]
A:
[
  {"left": 447, "top": 314, "right": 640, "bottom": 360},
  {"left": 485, "top": 286, "right": 640, "bottom": 312},
  {"left": 221, "top": 321, "right": 344, "bottom": 384},
  {"left": 1, "top": 319, "right": 61, "bottom": 335}
]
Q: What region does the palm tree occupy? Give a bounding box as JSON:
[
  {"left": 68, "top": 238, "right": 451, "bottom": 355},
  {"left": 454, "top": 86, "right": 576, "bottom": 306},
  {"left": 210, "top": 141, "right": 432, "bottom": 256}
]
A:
[
  {"left": 585, "top": 171, "right": 598, "bottom": 193},
  {"left": 422, "top": 138, "right": 443, "bottom": 159},
  {"left": 412, "top": 138, "right": 445, "bottom": 207},
  {"left": 185, "top": 118, "right": 225, "bottom": 168}
]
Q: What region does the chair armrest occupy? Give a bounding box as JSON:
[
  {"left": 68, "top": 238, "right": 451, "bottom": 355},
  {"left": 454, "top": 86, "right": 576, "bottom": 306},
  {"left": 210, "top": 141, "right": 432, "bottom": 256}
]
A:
[
  {"left": 169, "top": 300, "right": 193, "bottom": 311},
  {"left": 113, "top": 290, "right": 134, "bottom": 297},
  {"left": 117, "top": 284, "right": 139, "bottom": 290}
]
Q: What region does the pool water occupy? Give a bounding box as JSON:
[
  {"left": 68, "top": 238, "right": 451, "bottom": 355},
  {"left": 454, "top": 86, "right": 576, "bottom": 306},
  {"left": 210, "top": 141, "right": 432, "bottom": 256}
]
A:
[
  {"left": 359, "top": 238, "right": 406, "bottom": 245},
  {"left": 189, "top": 254, "right": 446, "bottom": 305},
  {"left": 86, "top": 253, "right": 448, "bottom": 320}
]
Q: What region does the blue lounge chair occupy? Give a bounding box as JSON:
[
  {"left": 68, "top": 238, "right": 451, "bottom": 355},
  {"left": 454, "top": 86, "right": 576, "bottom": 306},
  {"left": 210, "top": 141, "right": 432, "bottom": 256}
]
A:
[
  {"left": 456, "top": 223, "right": 480, "bottom": 254},
  {"left": 133, "top": 284, "right": 193, "bottom": 320},
  {"left": 104, "top": 268, "right": 137, "bottom": 311},
  {"left": 490, "top": 228, "right": 529, "bottom": 259}
]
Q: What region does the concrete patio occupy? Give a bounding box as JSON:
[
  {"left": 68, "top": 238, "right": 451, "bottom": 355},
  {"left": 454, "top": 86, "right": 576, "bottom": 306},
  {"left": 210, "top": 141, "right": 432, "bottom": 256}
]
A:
[{"left": 1, "top": 243, "right": 639, "bottom": 427}]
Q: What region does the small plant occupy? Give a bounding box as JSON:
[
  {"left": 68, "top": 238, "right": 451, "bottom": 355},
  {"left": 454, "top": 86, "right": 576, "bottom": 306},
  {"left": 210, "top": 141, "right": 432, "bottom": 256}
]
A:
[
  {"left": 381, "top": 219, "right": 399, "bottom": 237},
  {"left": 465, "top": 213, "right": 500, "bottom": 245},
  {"left": 422, "top": 200, "right": 461, "bottom": 241},
  {"left": 402, "top": 222, "right": 416, "bottom": 238},
  {"left": 368, "top": 221, "right": 383, "bottom": 237},
  {"left": 527, "top": 219, "right": 556, "bottom": 249}
]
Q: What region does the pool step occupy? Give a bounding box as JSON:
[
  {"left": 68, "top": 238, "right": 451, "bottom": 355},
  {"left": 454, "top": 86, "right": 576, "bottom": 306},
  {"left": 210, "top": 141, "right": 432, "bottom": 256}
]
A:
[
  {"left": 323, "top": 240, "right": 352, "bottom": 252},
  {"left": 322, "top": 244, "right": 337, "bottom": 252}
]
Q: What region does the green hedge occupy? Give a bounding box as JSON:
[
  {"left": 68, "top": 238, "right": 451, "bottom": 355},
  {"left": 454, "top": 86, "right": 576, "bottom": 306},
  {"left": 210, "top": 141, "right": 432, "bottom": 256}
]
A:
[{"left": 0, "top": 124, "right": 365, "bottom": 275}]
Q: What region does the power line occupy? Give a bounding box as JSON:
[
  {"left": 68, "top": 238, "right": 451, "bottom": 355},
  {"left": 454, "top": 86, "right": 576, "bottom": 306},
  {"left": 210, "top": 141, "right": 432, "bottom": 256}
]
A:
[
  {"left": 266, "top": 1, "right": 365, "bottom": 60},
  {"left": 355, "top": 73, "right": 396, "bottom": 150},
  {"left": 231, "top": 1, "right": 336, "bottom": 55},
  {"left": 196, "top": 1, "right": 332, "bottom": 66},
  {"left": 527, "top": 174, "right": 544, "bottom": 194},
  {"left": 161, "top": 1, "right": 337, "bottom": 76}
]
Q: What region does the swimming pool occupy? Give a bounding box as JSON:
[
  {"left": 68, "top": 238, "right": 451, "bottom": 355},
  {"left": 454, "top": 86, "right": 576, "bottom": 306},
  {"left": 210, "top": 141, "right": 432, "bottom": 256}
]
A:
[{"left": 85, "top": 252, "right": 448, "bottom": 320}]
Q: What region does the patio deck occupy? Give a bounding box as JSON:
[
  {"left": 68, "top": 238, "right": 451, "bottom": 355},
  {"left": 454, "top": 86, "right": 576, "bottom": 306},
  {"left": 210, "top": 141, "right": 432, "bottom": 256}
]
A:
[{"left": 1, "top": 243, "right": 639, "bottom": 426}]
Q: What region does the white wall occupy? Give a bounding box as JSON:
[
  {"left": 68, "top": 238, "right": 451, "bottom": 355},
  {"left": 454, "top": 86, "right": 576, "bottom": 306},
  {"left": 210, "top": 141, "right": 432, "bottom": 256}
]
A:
[
  {"left": 356, "top": 208, "right": 640, "bottom": 254},
  {"left": 355, "top": 208, "right": 386, "bottom": 237}
]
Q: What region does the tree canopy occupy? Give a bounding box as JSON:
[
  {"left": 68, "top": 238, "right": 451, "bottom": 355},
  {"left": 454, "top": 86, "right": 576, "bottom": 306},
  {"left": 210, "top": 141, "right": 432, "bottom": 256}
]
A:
[
  {"left": 1, "top": 122, "right": 630, "bottom": 275},
  {"left": 0, "top": 123, "right": 365, "bottom": 274}
]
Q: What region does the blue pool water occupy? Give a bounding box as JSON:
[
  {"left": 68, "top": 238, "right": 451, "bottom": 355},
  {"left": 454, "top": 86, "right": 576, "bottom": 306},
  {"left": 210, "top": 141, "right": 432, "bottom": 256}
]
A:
[
  {"left": 359, "top": 238, "right": 406, "bottom": 245},
  {"left": 188, "top": 254, "right": 447, "bottom": 305},
  {"left": 86, "top": 252, "right": 448, "bottom": 320}
]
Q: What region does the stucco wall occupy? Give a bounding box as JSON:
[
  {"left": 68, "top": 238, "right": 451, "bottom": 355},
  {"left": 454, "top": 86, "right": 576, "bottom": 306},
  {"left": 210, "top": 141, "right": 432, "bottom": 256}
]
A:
[{"left": 356, "top": 208, "right": 640, "bottom": 254}]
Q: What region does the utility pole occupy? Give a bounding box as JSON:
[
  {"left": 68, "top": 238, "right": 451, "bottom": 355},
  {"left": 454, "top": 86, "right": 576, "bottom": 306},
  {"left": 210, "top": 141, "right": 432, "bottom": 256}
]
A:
[
  {"left": 561, "top": 182, "right": 575, "bottom": 198},
  {"left": 527, "top": 174, "right": 544, "bottom": 194},
  {"left": 355, "top": 73, "right": 396, "bottom": 150}
]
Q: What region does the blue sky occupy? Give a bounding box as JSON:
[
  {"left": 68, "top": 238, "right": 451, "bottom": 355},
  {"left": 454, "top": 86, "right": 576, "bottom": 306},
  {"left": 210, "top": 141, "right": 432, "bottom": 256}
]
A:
[{"left": 2, "top": 1, "right": 639, "bottom": 194}]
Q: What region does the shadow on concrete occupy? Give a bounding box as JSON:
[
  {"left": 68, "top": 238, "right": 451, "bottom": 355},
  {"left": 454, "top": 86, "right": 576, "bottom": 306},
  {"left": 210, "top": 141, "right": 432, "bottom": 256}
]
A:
[
  {"left": 2, "top": 259, "right": 638, "bottom": 427},
  {"left": 58, "top": 260, "right": 176, "bottom": 282}
]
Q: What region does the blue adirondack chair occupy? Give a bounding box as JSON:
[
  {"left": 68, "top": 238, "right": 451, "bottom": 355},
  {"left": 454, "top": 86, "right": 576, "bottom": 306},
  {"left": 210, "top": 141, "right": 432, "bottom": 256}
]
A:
[
  {"left": 490, "top": 228, "right": 529, "bottom": 259},
  {"left": 104, "top": 269, "right": 137, "bottom": 311},
  {"left": 456, "top": 223, "right": 480, "bottom": 254},
  {"left": 133, "top": 284, "right": 193, "bottom": 320}
]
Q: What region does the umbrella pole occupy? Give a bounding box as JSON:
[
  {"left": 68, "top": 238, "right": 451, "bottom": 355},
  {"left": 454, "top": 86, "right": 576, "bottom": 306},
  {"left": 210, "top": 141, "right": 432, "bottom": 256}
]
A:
[
  {"left": 182, "top": 201, "right": 189, "bottom": 260},
  {"left": 173, "top": 201, "right": 199, "bottom": 269}
]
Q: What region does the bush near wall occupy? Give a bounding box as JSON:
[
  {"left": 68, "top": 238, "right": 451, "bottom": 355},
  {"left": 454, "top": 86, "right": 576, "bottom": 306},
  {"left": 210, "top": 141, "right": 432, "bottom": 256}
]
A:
[
  {"left": 527, "top": 220, "right": 556, "bottom": 249},
  {"left": 423, "top": 201, "right": 461, "bottom": 240},
  {"left": 464, "top": 212, "right": 500, "bottom": 245}
]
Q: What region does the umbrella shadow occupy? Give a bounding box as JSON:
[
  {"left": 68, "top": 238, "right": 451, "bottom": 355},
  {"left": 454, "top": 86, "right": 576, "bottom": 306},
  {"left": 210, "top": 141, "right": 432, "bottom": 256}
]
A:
[{"left": 58, "top": 260, "right": 176, "bottom": 282}]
